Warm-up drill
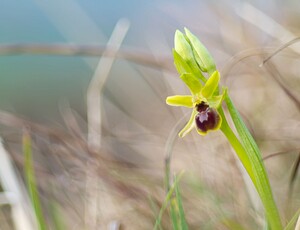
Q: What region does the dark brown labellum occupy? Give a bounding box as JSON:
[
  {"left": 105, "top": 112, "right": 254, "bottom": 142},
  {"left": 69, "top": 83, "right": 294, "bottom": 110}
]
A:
[
  {"left": 196, "top": 101, "right": 209, "bottom": 112},
  {"left": 195, "top": 107, "right": 220, "bottom": 133}
]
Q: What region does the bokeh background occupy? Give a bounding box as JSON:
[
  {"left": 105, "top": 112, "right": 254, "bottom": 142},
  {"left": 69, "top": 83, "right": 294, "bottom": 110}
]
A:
[{"left": 0, "top": 0, "right": 300, "bottom": 229}]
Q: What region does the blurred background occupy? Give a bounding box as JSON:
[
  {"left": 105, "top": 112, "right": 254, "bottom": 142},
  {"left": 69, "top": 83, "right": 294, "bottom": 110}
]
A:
[{"left": 0, "top": 0, "right": 300, "bottom": 229}]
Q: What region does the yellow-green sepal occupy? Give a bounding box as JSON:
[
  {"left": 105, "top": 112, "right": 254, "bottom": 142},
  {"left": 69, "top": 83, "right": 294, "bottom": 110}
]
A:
[
  {"left": 166, "top": 95, "right": 193, "bottom": 108},
  {"left": 207, "top": 88, "right": 227, "bottom": 108},
  {"left": 179, "top": 109, "right": 197, "bottom": 137},
  {"left": 180, "top": 73, "right": 202, "bottom": 95},
  {"left": 201, "top": 71, "right": 220, "bottom": 99}
]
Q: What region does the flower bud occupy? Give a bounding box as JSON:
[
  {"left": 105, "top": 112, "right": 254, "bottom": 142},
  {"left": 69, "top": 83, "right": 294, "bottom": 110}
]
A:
[
  {"left": 174, "top": 30, "right": 194, "bottom": 62},
  {"left": 184, "top": 28, "right": 216, "bottom": 76}
]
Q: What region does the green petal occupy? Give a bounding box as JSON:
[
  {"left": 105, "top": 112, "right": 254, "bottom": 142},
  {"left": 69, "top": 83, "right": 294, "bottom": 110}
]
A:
[
  {"left": 201, "top": 71, "right": 220, "bottom": 99},
  {"left": 173, "top": 49, "right": 193, "bottom": 74},
  {"left": 179, "top": 109, "right": 197, "bottom": 137},
  {"left": 207, "top": 88, "right": 227, "bottom": 108},
  {"left": 180, "top": 73, "right": 202, "bottom": 95},
  {"left": 174, "top": 30, "right": 194, "bottom": 62},
  {"left": 184, "top": 28, "right": 216, "bottom": 75},
  {"left": 166, "top": 95, "right": 193, "bottom": 108}
]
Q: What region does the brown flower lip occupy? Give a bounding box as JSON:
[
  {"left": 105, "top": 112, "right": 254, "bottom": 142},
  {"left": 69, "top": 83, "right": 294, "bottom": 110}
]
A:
[
  {"left": 196, "top": 101, "right": 209, "bottom": 112},
  {"left": 195, "top": 105, "right": 220, "bottom": 133}
]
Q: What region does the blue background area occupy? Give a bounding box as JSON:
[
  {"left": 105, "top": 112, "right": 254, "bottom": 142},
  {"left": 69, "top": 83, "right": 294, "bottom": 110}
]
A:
[
  {"left": 0, "top": 0, "right": 295, "bottom": 123},
  {"left": 0, "top": 1, "right": 181, "bottom": 122}
]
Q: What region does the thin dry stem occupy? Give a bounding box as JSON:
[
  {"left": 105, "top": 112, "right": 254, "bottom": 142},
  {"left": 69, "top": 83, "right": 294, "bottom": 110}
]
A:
[
  {"left": 86, "top": 18, "right": 130, "bottom": 151},
  {"left": 85, "top": 18, "right": 130, "bottom": 229},
  {"left": 0, "top": 44, "right": 172, "bottom": 71}
]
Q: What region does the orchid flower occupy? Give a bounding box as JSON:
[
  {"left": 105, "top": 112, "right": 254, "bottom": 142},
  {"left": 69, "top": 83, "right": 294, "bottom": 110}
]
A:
[{"left": 166, "top": 28, "right": 225, "bottom": 137}]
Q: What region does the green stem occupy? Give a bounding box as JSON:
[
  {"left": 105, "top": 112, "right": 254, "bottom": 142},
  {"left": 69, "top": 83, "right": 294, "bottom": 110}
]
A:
[
  {"left": 220, "top": 115, "right": 255, "bottom": 181},
  {"left": 219, "top": 106, "right": 282, "bottom": 230}
]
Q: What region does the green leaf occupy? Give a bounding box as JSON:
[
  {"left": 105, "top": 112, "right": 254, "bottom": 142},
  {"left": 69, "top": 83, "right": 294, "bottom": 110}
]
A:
[
  {"left": 166, "top": 95, "right": 193, "bottom": 108},
  {"left": 201, "top": 71, "right": 220, "bottom": 99},
  {"left": 180, "top": 73, "right": 202, "bottom": 95},
  {"left": 179, "top": 109, "right": 197, "bottom": 137},
  {"left": 224, "top": 95, "right": 282, "bottom": 230},
  {"left": 184, "top": 28, "right": 216, "bottom": 75}
]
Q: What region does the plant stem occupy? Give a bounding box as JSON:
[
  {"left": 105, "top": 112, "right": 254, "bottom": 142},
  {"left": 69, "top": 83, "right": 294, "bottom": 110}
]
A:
[
  {"left": 220, "top": 115, "right": 255, "bottom": 181},
  {"left": 219, "top": 105, "right": 282, "bottom": 230}
]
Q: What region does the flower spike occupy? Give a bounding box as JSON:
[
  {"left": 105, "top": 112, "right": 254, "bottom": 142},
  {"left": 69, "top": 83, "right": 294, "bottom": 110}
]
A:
[{"left": 166, "top": 28, "right": 225, "bottom": 137}]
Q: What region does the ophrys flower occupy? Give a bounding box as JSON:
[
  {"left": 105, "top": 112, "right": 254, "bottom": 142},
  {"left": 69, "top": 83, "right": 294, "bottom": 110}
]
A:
[
  {"left": 166, "top": 71, "right": 225, "bottom": 137},
  {"left": 166, "top": 28, "right": 225, "bottom": 137}
]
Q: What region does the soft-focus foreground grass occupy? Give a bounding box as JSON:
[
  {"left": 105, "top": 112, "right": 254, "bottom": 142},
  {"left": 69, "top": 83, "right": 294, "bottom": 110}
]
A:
[{"left": 1, "top": 39, "right": 299, "bottom": 229}]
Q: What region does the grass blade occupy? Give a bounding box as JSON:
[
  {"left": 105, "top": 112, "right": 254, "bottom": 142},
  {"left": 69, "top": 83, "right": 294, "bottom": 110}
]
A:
[
  {"left": 23, "top": 131, "right": 47, "bottom": 230},
  {"left": 284, "top": 208, "right": 300, "bottom": 230},
  {"left": 50, "top": 201, "right": 65, "bottom": 230},
  {"left": 154, "top": 172, "right": 184, "bottom": 230},
  {"left": 222, "top": 218, "right": 247, "bottom": 230},
  {"left": 169, "top": 174, "right": 189, "bottom": 230},
  {"left": 170, "top": 198, "right": 179, "bottom": 230},
  {"left": 223, "top": 95, "right": 282, "bottom": 230},
  {"left": 174, "top": 175, "right": 188, "bottom": 230}
]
